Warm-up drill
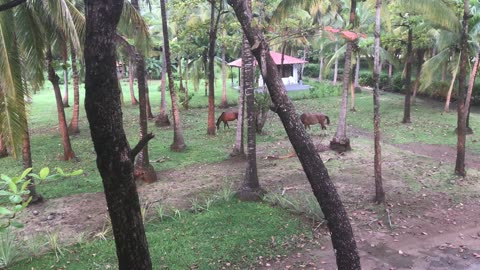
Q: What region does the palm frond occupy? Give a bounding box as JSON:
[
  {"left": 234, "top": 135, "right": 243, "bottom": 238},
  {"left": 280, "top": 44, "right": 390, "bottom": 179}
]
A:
[
  {"left": 400, "top": 0, "right": 460, "bottom": 32},
  {"left": 0, "top": 10, "right": 27, "bottom": 158},
  {"left": 118, "top": 0, "right": 150, "bottom": 56},
  {"left": 419, "top": 49, "right": 451, "bottom": 92},
  {"left": 324, "top": 42, "right": 347, "bottom": 77}
]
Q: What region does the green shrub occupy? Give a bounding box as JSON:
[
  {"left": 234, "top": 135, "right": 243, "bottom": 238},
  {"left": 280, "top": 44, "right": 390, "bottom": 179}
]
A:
[{"left": 303, "top": 63, "right": 319, "bottom": 78}]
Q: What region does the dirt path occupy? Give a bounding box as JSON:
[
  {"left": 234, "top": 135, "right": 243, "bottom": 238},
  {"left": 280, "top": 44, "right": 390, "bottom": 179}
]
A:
[{"left": 16, "top": 136, "right": 480, "bottom": 269}]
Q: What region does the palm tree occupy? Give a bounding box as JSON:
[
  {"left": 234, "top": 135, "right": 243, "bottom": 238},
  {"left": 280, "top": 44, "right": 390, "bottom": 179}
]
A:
[
  {"left": 402, "top": 26, "right": 413, "bottom": 124},
  {"left": 155, "top": 49, "right": 171, "bottom": 127},
  {"left": 160, "top": 0, "right": 186, "bottom": 151},
  {"left": 236, "top": 19, "right": 264, "bottom": 201},
  {"left": 68, "top": 43, "right": 80, "bottom": 134}
]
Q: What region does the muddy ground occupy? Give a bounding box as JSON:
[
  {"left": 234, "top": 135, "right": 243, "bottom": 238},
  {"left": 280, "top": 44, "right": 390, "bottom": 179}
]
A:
[{"left": 17, "top": 127, "right": 480, "bottom": 270}]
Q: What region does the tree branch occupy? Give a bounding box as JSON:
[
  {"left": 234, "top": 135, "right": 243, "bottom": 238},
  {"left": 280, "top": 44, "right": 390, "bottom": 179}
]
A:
[
  {"left": 0, "top": 0, "right": 25, "bottom": 12},
  {"left": 130, "top": 133, "right": 155, "bottom": 160}
]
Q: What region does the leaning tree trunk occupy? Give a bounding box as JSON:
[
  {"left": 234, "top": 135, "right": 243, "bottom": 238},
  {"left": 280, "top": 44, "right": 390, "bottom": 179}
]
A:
[
  {"left": 155, "top": 50, "right": 170, "bottom": 127},
  {"left": 402, "top": 28, "right": 413, "bottom": 124},
  {"left": 455, "top": 0, "right": 469, "bottom": 177},
  {"left": 160, "top": 0, "right": 186, "bottom": 152},
  {"left": 373, "top": 0, "right": 385, "bottom": 204},
  {"left": 128, "top": 59, "right": 139, "bottom": 105},
  {"left": 84, "top": 1, "right": 152, "bottom": 268},
  {"left": 444, "top": 59, "right": 459, "bottom": 113},
  {"left": 236, "top": 31, "right": 263, "bottom": 201},
  {"left": 463, "top": 49, "right": 479, "bottom": 134},
  {"left": 354, "top": 54, "right": 360, "bottom": 89},
  {"left": 46, "top": 47, "right": 77, "bottom": 161},
  {"left": 68, "top": 44, "right": 80, "bottom": 135},
  {"left": 333, "top": 39, "right": 339, "bottom": 84},
  {"left": 207, "top": 0, "right": 222, "bottom": 136},
  {"left": 227, "top": 1, "right": 361, "bottom": 268}
]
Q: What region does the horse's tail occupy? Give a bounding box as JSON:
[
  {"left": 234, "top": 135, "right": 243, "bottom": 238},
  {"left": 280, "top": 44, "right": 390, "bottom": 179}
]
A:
[
  {"left": 216, "top": 112, "right": 225, "bottom": 129},
  {"left": 325, "top": 115, "right": 330, "bottom": 125}
]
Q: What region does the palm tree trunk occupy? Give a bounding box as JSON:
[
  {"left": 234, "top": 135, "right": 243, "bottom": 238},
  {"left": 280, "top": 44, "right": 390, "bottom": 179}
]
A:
[
  {"left": 412, "top": 49, "right": 425, "bottom": 104},
  {"left": 350, "top": 80, "right": 355, "bottom": 111},
  {"left": 155, "top": 50, "right": 170, "bottom": 127},
  {"left": 227, "top": 1, "right": 361, "bottom": 267},
  {"left": 388, "top": 63, "right": 393, "bottom": 86},
  {"left": 161, "top": 0, "right": 186, "bottom": 152},
  {"left": 333, "top": 39, "right": 338, "bottom": 84},
  {"left": 463, "top": 50, "right": 479, "bottom": 131},
  {"left": 221, "top": 43, "right": 228, "bottom": 108},
  {"left": 22, "top": 126, "right": 43, "bottom": 204},
  {"left": 318, "top": 56, "right": 324, "bottom": 81},
  {"left": 236, "top": 31, "right": 263, "bottom": 201},
  {"left": 331, "top": 0, "right": 357, "bottom": 152},
  {"left": 232, "top": 68, "right": 245, "bottom": 157},
  {"left": 354, "top": 54, "right": 360, "bottom": 88},
  {"left": 84, "top": 1, "right": 152, "bottom": 268},
  {"left": 455, "top": 0, "right": 469, "bottom": 176},
  {"left": 373, "top": 0, "right": 384, "bottom": 204},
  {"left": 128, "top": 59, "right": 138, "bottom": 105},
  {"left": 207, "top": 0, "right": 222, "bottom": 136},
  {"left": 402, "top": 28, "right": 413, "bottom": 124},
  {"left": 47, "top": 47, "right": 77, "bottom": 161},
  {"left": 68, "top": 44, "right": 80, "bottom": 135},
  {"left": 131, "top": 0, "right": 156, "bottom": 183},
  {"left": 61, "top": 37, "right": 70, "bottom": 108},
  {"left": 146, "top": 80, "right": 154, "bottom": 119},
  {"left": 444, "top": 56, "right": 459, "bottom": 113}
]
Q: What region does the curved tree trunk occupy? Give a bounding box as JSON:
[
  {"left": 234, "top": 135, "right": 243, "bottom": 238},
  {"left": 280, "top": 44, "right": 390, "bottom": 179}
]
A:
[
  {"left": 128, "top": 59, "right": 138, "bottom": 105},
  {"left": 227, "top": 1, "right": 361, "bottom": 268},
  {"left": 84, "top": 1, "right": 152, "bottom": 268},
  {"left": 463, "top": 49, "right": 479, "bottom": 135},
  {"left": 444, "top": 60, "right": 459, "bottom": 113},
  {"left": 402, "top": 28, "right": 413, "bottom": 124},
  {"left": 333, "top": 39, "right": 339, "bottom": 84},
  {"left": 373, "top": 0, "right": 385, "bottom": 204},
  {"left": 47, "top": 47, "right": 77, "bottom": 161},
  {"left": 455, "top": 0, "right": 469, "bottom": 177},
  {"left": 161, "top": 0, "right": 186, "bottom": 152},
  {"left": 155, "top": 50, "right": 170, "bottom": 127},
  {"left": 68, "top": 44, "right": 80, "bottom": 135},
  {"left": 236, "top": 31, "right": 263, "bottom": 201}
]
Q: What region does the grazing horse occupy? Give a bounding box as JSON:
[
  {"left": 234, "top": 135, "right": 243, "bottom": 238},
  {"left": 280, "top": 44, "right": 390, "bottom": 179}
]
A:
[
  {"left": 300, "top": 112, "right": 330, "bottom": 130},
  {"left": 216, "top": 111, "right": 238, "bottom": 130}
]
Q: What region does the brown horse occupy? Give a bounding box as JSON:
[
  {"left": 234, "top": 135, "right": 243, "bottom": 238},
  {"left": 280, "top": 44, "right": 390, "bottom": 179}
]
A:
[
  {"left": 300, "top": 112, "right": 330, "bottom": 130},
  {"left": 216, "top": 111, "right": 238, "bottom": 130}
]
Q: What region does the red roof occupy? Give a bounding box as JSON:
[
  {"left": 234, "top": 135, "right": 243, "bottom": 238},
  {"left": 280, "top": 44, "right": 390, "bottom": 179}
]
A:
[{"left": 228, "top": 51, "right": 307, "bottom": 67}]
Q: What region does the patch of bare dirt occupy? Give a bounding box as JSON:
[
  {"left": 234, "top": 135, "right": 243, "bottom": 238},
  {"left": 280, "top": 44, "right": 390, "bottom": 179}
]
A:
[{"left": 15, "top": 135, "right": 480, "bottom": 269}]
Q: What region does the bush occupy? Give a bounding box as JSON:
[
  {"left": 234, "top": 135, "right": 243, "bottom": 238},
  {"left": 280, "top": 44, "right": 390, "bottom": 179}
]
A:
[{"left": 303, "top": 63, "right": 319, "bottom": 78}]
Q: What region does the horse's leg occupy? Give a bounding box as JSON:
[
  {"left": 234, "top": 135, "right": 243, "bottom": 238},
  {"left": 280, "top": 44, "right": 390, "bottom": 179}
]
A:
[
  {"left": 321, "top": 121, "right": 326, "bottom": 130},
  {"left": 226, "top": 122, "right": 230, "bottom": 129}
]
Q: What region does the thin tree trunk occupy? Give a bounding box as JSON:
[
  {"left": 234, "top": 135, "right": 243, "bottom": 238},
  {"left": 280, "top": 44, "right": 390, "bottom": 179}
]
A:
[
  {"left": 350, "top": 80, "right": 355, "bottom": 111},
  {"left": 280, "top": 41, "right": 286, "bottom": 77},
  {"left": 373, "top": 0, "right": 384, "bottom": 204},
  {"left": 146, "top": 79, "right": 154, "bottom": 119},
  {"left": 221, "top": 43, "right": 228, "bottom": 108},
  {"left": 331, "top": 0, "right": 357, "bottom": 152},
  {"left": 62, "top": 37, "right": 70, "bottom": 108},
  {"left": 318, "top": 56, "right": 324, "bottom": 81},
  {"left": 388, "top": 63, "right": 393, "bottom": 86},
  {"left": 47, "top": 47, "right": 77, "bottom": 161},
  {"left": 412, "top": 49, "right": 425, "bottom": 104},
  {"left": 161, "top": 0, "right": 186, "bottom": 151},
  {"left": 333, "top": 39, "right": 338, "bottom": 84},
  {"left": 155, "top": 50, "right": 170, "bottom": 127},
  {"left": 455, "top": 0, "right": 469, "bottom": 176},
  {"left": 463, "top": 50, "right": 479, "bottom": 127},
  {"left": 228, "top": 1, "right": 361, "bottom": 267},
  {"left": 445, "top": 56, "right": 459, "bottom": 113},
  {"left": 128, "top": 59, "right": 138, "bottom": 105},
  {"left": 236, "top": 30, "right": 263, "bottom": 201},
  {"left": 68, "top": 44, "right": 80, "bottom": 135},
  {"left": 22, "top": 125, "right": 43, "bottom": 204},
  {"left": 354, "top": 54, "right": 360, "bottom": 88},
  {"left": 84, "top": 1, "right": 152, "bottom": 268},
  {"left": 402, "top": 28, "right": 413, "bottom": 124},
  {"left": 231, "top": 68, "right": 245, "bottom": 157}
]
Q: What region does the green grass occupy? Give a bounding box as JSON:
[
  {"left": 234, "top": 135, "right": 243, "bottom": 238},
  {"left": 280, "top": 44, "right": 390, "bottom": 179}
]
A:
[{"left": 12, "top": 200, "right": 310, "bottom": 270}]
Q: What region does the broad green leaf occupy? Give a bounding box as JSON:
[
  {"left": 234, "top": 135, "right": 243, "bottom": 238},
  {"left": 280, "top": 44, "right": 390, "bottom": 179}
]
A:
[
  {"left": 0, "top": 174, "right": 11, "bottom": 182},
  {"left": 7, "top": 180, "right": 17, "bottom": 193},
  {"left": 10, "top": 221, "right": 24, "bottom": 228},
  {"left": 56, "top": 167, "right": 64, "bottom": 175},
  {"left": 0, "top": 190, "right": 14, "bottom": 196},
  {"left": 9, "top": 195, "right": 22, "bottom": 204},
  {"left": 39, "top": 167, "right": 50, "bottom": 179},
  {"left": 69, "top": 170, "right": 83, "bottom": 176},
  {"left": 13, "top": 204, "right": 24, "bottom": 212},
  {"left": 19, "top": 168, "right": 33, "bottom": 180},
  {"left": 0, "top": 207, "right": 12, "bottom": 216},
  {"left": 20, "top": 180, "right": 31, "bottom": 192}
]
